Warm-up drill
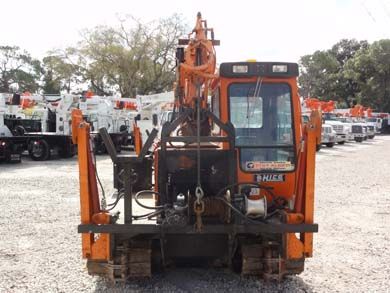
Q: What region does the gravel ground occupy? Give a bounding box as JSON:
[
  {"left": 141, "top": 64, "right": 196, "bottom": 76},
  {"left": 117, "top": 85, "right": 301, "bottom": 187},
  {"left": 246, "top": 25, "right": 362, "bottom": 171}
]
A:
[{"left": 0, "top": 136, "right": 389, "bottom": 292}]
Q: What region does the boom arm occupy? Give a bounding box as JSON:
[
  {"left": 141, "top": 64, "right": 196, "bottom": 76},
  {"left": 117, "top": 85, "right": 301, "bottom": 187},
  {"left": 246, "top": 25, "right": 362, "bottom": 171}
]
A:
[
  {"left": 72, "top": 109, "right": 111, "bottom": 260},
  {"left": 175, "top": 12, "right": 218, "bottom": 110}
]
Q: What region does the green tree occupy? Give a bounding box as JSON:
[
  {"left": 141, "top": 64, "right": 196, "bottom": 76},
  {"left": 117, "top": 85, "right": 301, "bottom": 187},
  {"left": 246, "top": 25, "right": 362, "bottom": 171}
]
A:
[
  {"left": 331, "top": 39, "right": 369, "bottom": 107},
  {"left": 330, "top": 39, "right": 369, "bottom": 67},
  {"left": 62, "top": 14, "right": 187, "bottom": 97},
  {"left": 0, "top": 46, "right": 41, "bottom": 92},
  {"left": 41, "top": 55, "right": 80, "bottom": 94},
  {"left": 344, "top": 40, "right": 390, "bottom": 112},
  {"left": 299, "top": 39, "right": 368, "bottom": 107},
  {"left": 299, "top": 50, "right": 339, "bottom": 99}
]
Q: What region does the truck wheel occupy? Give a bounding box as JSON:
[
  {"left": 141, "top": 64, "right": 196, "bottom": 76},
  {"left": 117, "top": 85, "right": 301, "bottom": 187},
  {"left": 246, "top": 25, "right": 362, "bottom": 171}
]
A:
[
  {"left": 316, "top": 144, "right": 321, "bottom": 152},
  {"left": 337, "top": 141, "right": 345, "bottom": 145},
  {"left": 13, "top": 125, "right": 26, "bottom": 136},
  {"left": 368, "top": 135, "right": 374, "bottom": 139},
  {"left": 58, "top": 143, "right": 76, "bottom": 158},
  {"left": 326, "top": 143, "right": 334, "bottom": 148},
  {"left": 29, "top": 139, "right": 50, "bottom": 161}
]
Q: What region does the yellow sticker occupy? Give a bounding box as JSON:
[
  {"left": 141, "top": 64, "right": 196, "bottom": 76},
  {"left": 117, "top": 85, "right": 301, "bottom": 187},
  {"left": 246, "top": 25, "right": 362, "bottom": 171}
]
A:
[{"left": 245, "top": 161, "right": 292, "bottom": 170}]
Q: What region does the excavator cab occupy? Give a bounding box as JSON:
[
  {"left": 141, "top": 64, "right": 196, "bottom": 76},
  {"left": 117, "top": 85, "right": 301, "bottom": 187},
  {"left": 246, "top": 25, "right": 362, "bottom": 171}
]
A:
[{"left": 216, "top": 62, "right": 299, "bottom": 179}]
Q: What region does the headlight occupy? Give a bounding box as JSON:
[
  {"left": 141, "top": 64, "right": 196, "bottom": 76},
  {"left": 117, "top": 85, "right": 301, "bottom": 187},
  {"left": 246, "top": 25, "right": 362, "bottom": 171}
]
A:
[
  {"left": 233, "top": 65, "right": 248, "bottom": 73},
  {"left": 272, "top": 64, "right": 288, "bottom": 73}
]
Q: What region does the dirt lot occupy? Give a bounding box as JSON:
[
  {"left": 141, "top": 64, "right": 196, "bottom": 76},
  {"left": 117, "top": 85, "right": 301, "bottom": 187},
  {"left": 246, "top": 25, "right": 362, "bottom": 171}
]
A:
[{"left": 0, "top": 136, "right": 389, "bottom": 292}]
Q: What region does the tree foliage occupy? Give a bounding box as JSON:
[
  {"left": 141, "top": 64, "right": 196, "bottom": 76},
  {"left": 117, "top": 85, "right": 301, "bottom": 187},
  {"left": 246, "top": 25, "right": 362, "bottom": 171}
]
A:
[
  {"left": 62, "top": 14, "right": 187, "bottom": 97},
  {"left": 41, "top": 54, "right": 80, "bottom": 94},
  {"left": 0, "top": 46, "right": 41, "bottom": 93},
  {"left": 344, "top": 40, "right": 390, "bottom": 112},
  {"left": 299, "top": 38, "right": 390, "bottom": 112}
]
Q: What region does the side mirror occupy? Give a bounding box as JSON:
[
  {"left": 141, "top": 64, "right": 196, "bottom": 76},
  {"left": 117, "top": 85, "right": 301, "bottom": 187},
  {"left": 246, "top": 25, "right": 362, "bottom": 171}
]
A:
[{"left": 152, "top": 114, "right": 158, "bottom": 126}]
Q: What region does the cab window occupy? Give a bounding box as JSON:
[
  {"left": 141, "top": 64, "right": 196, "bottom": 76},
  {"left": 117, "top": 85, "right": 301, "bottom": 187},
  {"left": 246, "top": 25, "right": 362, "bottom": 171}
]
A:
[{"left": 229, "top": 82, "right": 295, "bottom": 172}]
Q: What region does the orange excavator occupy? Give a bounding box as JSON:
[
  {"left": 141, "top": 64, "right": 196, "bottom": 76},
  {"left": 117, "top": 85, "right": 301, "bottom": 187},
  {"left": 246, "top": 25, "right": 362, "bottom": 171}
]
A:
[{"left": 71, "top": 13, "right": 318, "bottom": 282}]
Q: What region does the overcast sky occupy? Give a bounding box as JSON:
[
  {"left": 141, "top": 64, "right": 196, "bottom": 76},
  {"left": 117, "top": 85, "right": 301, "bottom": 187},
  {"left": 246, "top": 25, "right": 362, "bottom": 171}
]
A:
[{"left": 1, "top": 0, "right": 390, "bottom": 63}]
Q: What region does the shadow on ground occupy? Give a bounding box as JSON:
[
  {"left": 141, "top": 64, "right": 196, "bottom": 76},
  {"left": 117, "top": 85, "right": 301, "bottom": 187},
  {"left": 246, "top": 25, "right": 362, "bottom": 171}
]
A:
[{"left": 93, "top": 268, "right": 313, "bottom": 293}]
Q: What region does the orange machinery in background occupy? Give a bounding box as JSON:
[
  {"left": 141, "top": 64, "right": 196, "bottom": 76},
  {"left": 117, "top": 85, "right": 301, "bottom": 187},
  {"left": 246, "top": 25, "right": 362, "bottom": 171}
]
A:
[
  {"left": 349, "top": 104, "right": 372, "bottom": 118},
  {"left": 303, "top": 97, "right": 330, "bottom": 151},
  {"left": 304, "top": 98, "right": 335, "bottom": 113}
]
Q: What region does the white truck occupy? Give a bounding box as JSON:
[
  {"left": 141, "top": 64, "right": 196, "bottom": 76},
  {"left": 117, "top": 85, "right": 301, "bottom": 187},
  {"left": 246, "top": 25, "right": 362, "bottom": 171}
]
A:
[
  {"left": 323, "top": 113, "right": 355, "bottom": 144},
  {"left": 79, "top": 95, "right": 134, "bottom": 153},
  {"left": 351, "top": 123, "right": 368, "bottom": 142},
  {"left": 366, "top": 117, "right": 381, "bottom": 134},
  {"left": 0, "top": 93, "right": 78, "bottom": 162},
  {"left": 364, "top": 123, "right": 376, "bottom": 139},
  {"left": 134, "top": 91, "right": 174, "bottom": 146},
  {"left": 321, "top": 124, "right": 336, "bottom": 147},
  {"left": 323, "top": 120, "right": 347, "bottom": 144}
]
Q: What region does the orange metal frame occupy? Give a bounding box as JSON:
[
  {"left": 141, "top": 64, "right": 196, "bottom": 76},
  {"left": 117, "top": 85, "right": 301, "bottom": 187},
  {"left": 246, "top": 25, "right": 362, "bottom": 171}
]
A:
[
  {"left": 73, "top": 11, "right": 317, "bottom": 265},
  {"left": 72, "top": 109, "right": 111, "bottom": 261}
]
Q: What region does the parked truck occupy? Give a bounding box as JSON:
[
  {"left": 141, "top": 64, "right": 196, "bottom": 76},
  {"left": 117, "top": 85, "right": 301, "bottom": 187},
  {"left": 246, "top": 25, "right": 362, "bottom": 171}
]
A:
[
  {"left": 78, "top": 95, "right": 133, "bottom": 154},
  {"left": 0, "top": 93, "right": 77, "bottom": 161},
  {"left": 321, "top": 124, "right": 336, "bottom": 147}
]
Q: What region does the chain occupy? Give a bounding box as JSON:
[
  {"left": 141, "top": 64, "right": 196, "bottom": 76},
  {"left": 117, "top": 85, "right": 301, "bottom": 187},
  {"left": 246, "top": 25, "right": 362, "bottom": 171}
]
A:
[{"left": 194, "top": 200, "right": 205, "bottom": 232}]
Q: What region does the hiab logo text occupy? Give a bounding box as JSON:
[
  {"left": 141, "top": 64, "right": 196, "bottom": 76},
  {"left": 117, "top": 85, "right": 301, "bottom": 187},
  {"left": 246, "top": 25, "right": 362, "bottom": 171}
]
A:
[{"left": 254, "top": 174, "right": 285, "bottom": 182}]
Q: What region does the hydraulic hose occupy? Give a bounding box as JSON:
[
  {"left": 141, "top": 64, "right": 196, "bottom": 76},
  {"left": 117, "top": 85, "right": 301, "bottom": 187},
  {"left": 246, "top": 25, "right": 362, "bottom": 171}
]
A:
[{"left": 135, "top": 190, "right": 164, "bottom": 210}]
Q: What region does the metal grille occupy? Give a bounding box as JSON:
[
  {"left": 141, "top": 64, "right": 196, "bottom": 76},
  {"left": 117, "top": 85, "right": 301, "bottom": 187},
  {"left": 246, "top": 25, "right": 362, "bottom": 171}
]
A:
[
  {"left": 352, "top": 125, "right": 362, "bottom": 133},
  {"left": 332, "top": 124, "right": 344, "bottom": 133}
]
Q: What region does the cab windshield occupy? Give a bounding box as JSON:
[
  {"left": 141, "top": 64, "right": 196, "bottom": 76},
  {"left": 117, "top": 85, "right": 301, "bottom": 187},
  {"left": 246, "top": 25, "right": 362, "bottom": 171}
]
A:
[
  {"left": 323, "top": 113, "right": 338, "bottom": 121},
  {"left": 229, "top": 82, "right": 295, "bottom": 172}
]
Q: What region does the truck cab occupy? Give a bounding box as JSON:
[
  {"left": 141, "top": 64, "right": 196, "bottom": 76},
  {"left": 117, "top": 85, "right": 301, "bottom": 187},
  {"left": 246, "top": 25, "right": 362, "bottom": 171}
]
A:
[
  {"left": 364, "top": 123, "right": 376, "bottom": 139},
  {"left": 336, "top": 117, "right": 355, "bottom": 141},
  {"left": 321, "top": 124, "right": 336, "bottom": 147},
  {"left": 351, "top": 123, "right": 367, "bottom": 142},
  {"left": 366, "top": 117, "right": 382, "bottom": 133},
  {"left": 323, "top": 113, "right": 348, "bottom": 144}
]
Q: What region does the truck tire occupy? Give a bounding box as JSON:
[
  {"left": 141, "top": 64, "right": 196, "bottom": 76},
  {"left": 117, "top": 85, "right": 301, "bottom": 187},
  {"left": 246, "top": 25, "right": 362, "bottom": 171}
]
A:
[
  {"left": 13, "top": 125, "right": 26, "bottom": 136},
  {"left": 337, "top": 141, "right": 345, "bottom": 145},
  {"left": 316, "top": 144, "right": 321, "bottom": 152},
  {"left": 368, "top": 135, "right": 375, "bottom": 139},
  {"left": 326, "top": 143, "right": 334, "bottom": 148},
  {"left": 29, "top": 139, "right": 50, "bottom": 161},
  {"left": 58, "top": 143, "right": 76, "bottom": 158}
]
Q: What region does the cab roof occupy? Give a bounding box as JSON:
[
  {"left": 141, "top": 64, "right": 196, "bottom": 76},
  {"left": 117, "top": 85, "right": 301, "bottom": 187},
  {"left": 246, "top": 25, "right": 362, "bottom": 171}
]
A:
[{"left": 219, "top": 62, "right": 299, "bottom": 78}]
